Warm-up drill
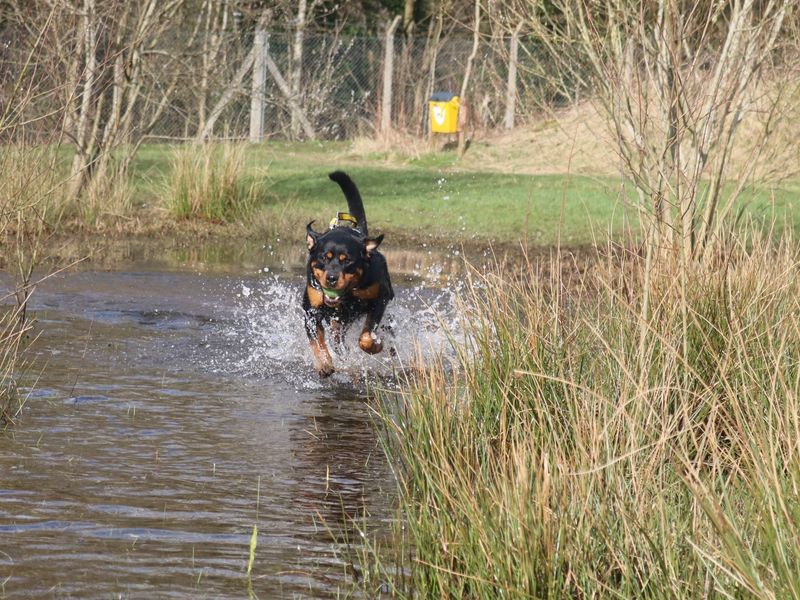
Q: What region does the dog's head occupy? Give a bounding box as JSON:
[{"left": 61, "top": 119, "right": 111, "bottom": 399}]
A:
[{"left": 306, "top": 223, "right": 383, "bottom": 307}]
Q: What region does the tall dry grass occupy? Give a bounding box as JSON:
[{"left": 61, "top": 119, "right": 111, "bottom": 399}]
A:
[
  {"left": 0, "top": 144, "right": 63, "bottom": 425},
  {"left": 0, "top": 292, "right": 35, "bottom": 426},
  {"left": 376, "top": 233, "right": 800, "bottom": 598},
  {"left": 79, "top": 164, "right": 134, "bottom": 228},
  {"left": 165, "top": 142, "right": 261, "bottom": 222}
]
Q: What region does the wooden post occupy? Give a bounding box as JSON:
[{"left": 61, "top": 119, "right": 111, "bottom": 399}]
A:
[
  {"left": 381, "top": 16, "right": 402, "bottom": 135},
  {"left": 249, "top": 29, "right": 268, "bottom": 143},
  {"left": 264, "top": 49, "right": 317, "bottom": 140},
  {"left": 504, "top": 23, "right": 522, "bottom": 130}
]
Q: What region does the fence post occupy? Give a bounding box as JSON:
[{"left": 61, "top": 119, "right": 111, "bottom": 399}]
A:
[
  {"left": 249, "top": 29, "right": 268, "bottom": 143},
  {"left": 381, "top": 16, "right": 402, "bottom": 135},
  {"left": 504, "top": 23, "right": 522, "bottom": 130}
]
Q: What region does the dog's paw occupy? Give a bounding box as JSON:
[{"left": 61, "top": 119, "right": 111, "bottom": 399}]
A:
[
  {"left": 318, "top": 362, "right": 335, "bottom": 378},
  {"left": 359, "top": 331, "right": 383, "bottom": 354}
]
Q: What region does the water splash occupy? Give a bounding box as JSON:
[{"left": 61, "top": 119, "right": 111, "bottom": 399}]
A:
[{"left": 218, "top": 269, "right": 465, "bottom": 390}]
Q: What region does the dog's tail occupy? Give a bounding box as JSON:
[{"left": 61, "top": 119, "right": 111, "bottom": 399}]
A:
[{"left": 329, "top": 171, "right": 368, "bottom": 237}]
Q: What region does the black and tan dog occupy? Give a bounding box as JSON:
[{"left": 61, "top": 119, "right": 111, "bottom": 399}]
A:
[{"left": 303, "top": 171, "right": 394, "bottom": 377}]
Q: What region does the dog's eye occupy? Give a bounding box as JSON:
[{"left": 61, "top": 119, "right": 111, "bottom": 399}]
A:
[
  {"left": 338, "top": 254, "right": 347, "bottom": 263},
  {"left": 325, "top": 251, "right": 334, "bottom": 260}
]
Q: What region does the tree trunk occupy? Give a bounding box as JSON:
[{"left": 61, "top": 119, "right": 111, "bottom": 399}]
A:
[
  {"left": 403, "top": 0, "right": 415, "bottom": 36},
  {"left": 424, "top": 12, "right": 443, "bottom": 139},
  {"left": 290, "top": 0, "right": 307, "bottom": 140},
  {"left": 458, "top": 0, "right": 480, "bottom": 157},
  {"left": 68, "top": 0, "right": 97, "bottom": 202},
  {"left": 504, "top": 22, "right": 522, "bottom": 130},
  {"left": 380, "top": 16, "right": 402, "bottom": 136}
]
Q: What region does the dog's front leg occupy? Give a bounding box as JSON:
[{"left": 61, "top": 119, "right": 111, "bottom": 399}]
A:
[
  {"left": 329, "top": 318, "right": 345, "bottom": 348},
  {"left": 358, "top": 295, "right": 391, "bottom": 354},
  {"left": 305, "top": 310, "right": 334, "bottom": 377}
]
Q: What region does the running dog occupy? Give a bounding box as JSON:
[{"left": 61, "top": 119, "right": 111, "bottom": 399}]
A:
[{"left": 303, "top": 171, "right": 394, "bottom": 377}]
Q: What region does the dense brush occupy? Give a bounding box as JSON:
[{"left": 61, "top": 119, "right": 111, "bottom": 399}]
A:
[{"left": 373, "top": 233, "right": 800, "bottom": 598}]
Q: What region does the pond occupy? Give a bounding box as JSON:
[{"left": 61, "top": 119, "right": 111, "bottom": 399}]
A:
[{"left": 0, "top": 241, "right": 466, "bottom": 598}]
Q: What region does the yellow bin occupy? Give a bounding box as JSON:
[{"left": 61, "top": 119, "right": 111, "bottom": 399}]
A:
[{"left": 429, "top": 94, "right": 460, "bottom": 133}]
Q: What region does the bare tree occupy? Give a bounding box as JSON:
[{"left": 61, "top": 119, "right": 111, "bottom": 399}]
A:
[
  {"left": 403, "top": 0, "right": 416, "bottom": 35},
  {"left": 458, "top": 0, "right": 481, "bottom": 157},
  {"left": 51, "top": 0, "right": 190, "bottom": 203},
  {"left": 0, "top": 9, "right": 67, "bottom": 426},
  {"left": 381, "top": 15, "right": 402, "bottom": 135},
  {"left": 514, "top": 0, "right": 797, "bottom": 259},
  {"left": 196, "top": 0, "right": 232, "bottom": 135},
  {"left": 289, "top": 0, "right": 309, "bottom": 139},
  {"left": 3, "top": 0, "right": 193, "bottom": 203},
  {"left": 504, "top": 22, "right": 523, "bottom": 129}
]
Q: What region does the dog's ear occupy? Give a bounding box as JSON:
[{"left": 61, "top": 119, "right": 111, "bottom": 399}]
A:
[
  {"left": 306, "top": 221, "right": 320, "bottom": 250},
  {"left": 364, "top": 234, "right": 384, "bottom": 255}
]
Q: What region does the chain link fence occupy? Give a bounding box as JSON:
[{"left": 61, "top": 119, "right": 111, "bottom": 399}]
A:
[
  {"left": 0, "top": 22, "right": 571, "bottom": 144},
  {"left": 144, "top": 30, "right": 529, "bottom": 141}
]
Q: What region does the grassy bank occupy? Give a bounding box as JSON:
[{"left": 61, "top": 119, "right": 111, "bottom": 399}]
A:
[
  {"left": 152, "top": 142, "right": 800, "bottom": 246},
  {"left": 130, "top": 141, "right": 636, "bottom": 247},
  {"left": 27, "top": 140, "right": 794, "bottom": 249},
  {"left": 373, "top": 234, "right": 800, "bottom": 598}
]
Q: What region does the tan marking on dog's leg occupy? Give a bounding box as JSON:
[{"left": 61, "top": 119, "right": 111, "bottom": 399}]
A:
[
  {"left": 310, "top": 326, "right": 334, "bottom": 377},
  {"left": 359, "top": 327, "right": 383, "bottom": 354},
  {"left": 329, "top": 319, "right": 344, "bottom": 346}
]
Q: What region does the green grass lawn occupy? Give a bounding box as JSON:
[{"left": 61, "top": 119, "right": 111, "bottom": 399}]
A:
[{"left": 119, "top": 142, "right": 800, "bottom": 247}]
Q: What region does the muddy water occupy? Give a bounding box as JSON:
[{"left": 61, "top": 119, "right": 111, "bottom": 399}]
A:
[{"left": 0, "top": 245, "right": 464, "bottom": 598}]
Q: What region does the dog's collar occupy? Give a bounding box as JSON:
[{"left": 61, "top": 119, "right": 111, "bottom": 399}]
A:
[{"left": 329, "top": 212, "right": 359, "bottom": 230}]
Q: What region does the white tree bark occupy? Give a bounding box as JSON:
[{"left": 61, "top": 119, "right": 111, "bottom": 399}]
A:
[
  {"left": 504, "top": 22, "right": 522, "bottom": 130},
  {"left": 458, "top": 0, "right": 480, "bottom": 157},
  {"left": 289, "top": 0, "right": 307, "bottom": 140},
  {"left": 381, "top": 16, "right": 402, "bottom": 135},
  {"left": 67, "top": 0, "right": 97, "bottom": 201}
]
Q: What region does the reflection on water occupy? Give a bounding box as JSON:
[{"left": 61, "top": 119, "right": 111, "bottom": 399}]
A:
[{"left": 0, "top": 246, "right": 463, "bottom": 598}]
